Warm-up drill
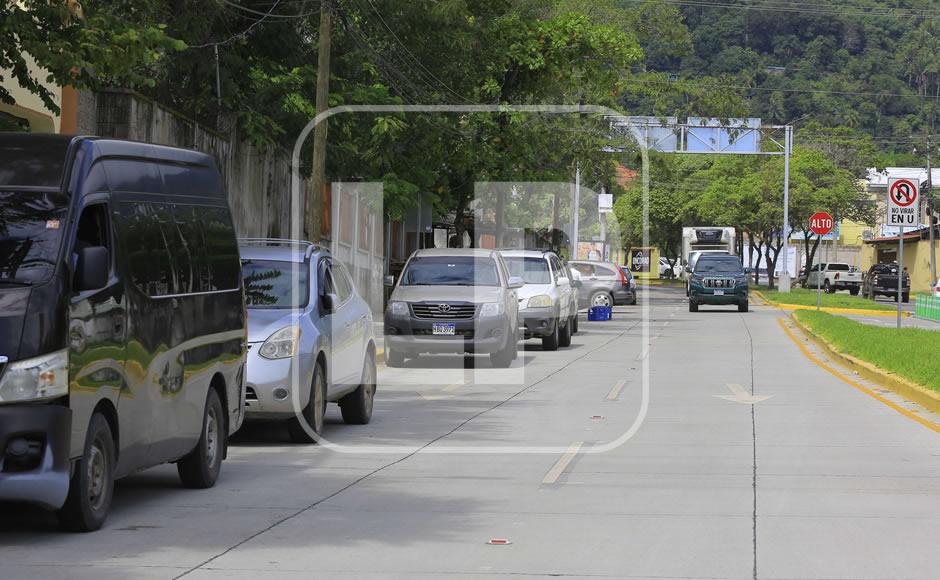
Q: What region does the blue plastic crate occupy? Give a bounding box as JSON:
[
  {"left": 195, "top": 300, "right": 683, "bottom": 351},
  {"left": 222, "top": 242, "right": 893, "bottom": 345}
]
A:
[{"left": 588, "top": 306, "right": 612, "bottom": 321}]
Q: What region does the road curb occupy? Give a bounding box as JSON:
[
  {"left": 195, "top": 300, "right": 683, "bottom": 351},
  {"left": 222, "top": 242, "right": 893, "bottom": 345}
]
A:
[
  {"left": 788, "top": 313, "right": 940, "bottom": 417},
  {"left": 752, "top": 289, "right": 909, "bottom": 318}
]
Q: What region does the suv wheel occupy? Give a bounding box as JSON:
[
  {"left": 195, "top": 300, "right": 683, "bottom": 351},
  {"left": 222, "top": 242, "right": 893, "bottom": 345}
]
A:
[
  {"left": 558, "top": 317, "right": 572, "bottom": 347},
  {"left": 341, "top": 351, "right": 376, "bottom": 425},
  {"left": 288, "top": 364, "right": 326, "bottom": 444},
  {"left": 542, "top": 321, "right": 559, "bottom": 351},
  {"left": 57, "top": 413, "right": 115, "bottom": 532},
  {"left": 385, "top": 347, "right": 404, "bottom": 368},
  {"left": 689, "top": 301, "right": 699, "bottom": 313},
  {"left": 738, "top": 301, "right": 749, "bottom": 313}
]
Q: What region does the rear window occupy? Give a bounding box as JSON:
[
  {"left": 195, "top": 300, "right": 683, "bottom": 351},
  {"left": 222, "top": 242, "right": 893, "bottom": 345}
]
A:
[{"left": 828, "top": 264, "right": 850, "bottom": 271}]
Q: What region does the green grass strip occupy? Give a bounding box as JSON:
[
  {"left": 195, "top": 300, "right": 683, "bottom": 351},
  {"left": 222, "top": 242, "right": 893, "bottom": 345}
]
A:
[
  {"left": 763, "top": 287, "right": 895, "bottom": 311},
  {"left": 794, "top": 310, "right": 940, "bottom": 393}
]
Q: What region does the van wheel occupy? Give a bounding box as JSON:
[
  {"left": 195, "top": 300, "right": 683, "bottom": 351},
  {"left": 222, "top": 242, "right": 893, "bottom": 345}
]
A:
[
  {"left": 341, "top": 352, "right": 376, "bottom": 425},
  {"left": 178, "top": 388, "right": 225, "bottom": 488},
  {"left": 541, "top": 320, "right": 559, "bottom": 351},
  {"left": 57, "top": 413, "right": 115, "bottom": 532},
  {"left": 558, "top": 317, "right": 572, "bottom": 347},
  {"left": 289, "top": 364, "right": 326, "bottom": 443}
]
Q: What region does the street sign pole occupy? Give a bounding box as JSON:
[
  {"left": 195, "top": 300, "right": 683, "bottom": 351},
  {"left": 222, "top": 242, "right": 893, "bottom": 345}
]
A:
[
  {"left": 897, "top": 225, "right": 904, "bottom": 329},
  {"left": 817, "top": 265, "right": 822, "bottom": 311},
  {"left": 809, "top": 211, "right": 834, "bottom": 311}
]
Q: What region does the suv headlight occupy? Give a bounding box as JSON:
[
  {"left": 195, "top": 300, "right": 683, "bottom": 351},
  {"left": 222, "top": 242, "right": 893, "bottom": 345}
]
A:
[
  {"left": 389, "top": 301, "right": 409, "bottom": 316},
  {"left": 527, "top": 294, "right": 552, "bottom": 308},
  {"left": 259, "top": 326, "right": 300, "bottom": 360},
  {"left": 479, "top": 302, "right": 505, "bottom": 317},
  {"left": 0, "top": 349, "right": 69, "bottom": 403}
]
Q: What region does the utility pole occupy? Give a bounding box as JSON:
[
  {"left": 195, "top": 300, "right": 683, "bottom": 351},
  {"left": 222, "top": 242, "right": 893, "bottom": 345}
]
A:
[
  {"left": 928, "top": 135, "right": 936, "bottom": 286},
  {"left": 308, "top": 0, "right": 332, "bottom": 243},
  {"left": 780, "top": 125, "right": 793, "bottom": 292}
]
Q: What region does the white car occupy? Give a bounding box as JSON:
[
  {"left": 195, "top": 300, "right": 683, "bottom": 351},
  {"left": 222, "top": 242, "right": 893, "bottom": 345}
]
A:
[
  {"left": 500, "top": 250, "right": 578, "bottom": 351},
  {"left": 934, "top": 278, "right": 940, "bottom": 297}
]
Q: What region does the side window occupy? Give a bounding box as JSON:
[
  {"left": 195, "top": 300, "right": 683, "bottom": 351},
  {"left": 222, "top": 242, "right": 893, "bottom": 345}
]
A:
[
  {"left": 173, "top": 205, "right": 212, "bottom": 293},
  {"left": 571, "top": 263, "right": 593, "bottom": 277},
  {"left": 332, "top": 263, "right": 354, "bottom": 303},
  {"left": 550, "top": 256, "right": 564, "bottom": 281},
  {"left": 102, "top": 159, "right": 163, "bottom": 194},
  {"left": 595, "top": 265, "right": 617, "bottom": 278},
  {"left": 73, "top": 203, "right": 112, "bottom": 282},
  {"left": 201, "top": 206, "right": 240, "bottom": 291},
  {"left": 120, "top": 203, "right": 173, "bottom": 297}
]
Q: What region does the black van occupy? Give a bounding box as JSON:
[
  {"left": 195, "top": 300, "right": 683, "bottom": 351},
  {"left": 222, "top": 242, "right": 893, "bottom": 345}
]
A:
[{"left": 0, "top": 134, "right": 246, "bottom": 531}]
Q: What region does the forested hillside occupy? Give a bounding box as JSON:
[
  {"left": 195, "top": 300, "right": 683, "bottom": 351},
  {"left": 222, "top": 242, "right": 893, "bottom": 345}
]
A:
[{"left": 625, "top": 0, "right": 940, "bottom": 162}]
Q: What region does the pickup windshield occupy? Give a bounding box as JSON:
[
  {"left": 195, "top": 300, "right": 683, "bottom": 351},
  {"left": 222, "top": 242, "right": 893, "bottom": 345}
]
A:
[
  {"left": 400, "top": 256, "right": 500, "bottom": 286},
  {"left": 0, "top": 190, "right": 70, "bottom": 284}
]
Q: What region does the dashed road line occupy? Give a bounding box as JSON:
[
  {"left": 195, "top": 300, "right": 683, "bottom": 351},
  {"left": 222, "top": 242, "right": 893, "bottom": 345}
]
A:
[
  {"left": 542, "top": 441, "right": 584, "bottom": 484},
  {"left": 606, "top": 378, "right": 628, "bottom": 401}
]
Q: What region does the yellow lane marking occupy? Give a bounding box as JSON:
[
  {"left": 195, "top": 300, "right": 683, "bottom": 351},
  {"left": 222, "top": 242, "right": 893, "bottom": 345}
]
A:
[
  {"left": 777, "top": 318, "right": 940, "bottom": 434},
  {"left": 606, "top": 378, "right": 628, "bottom": 401},
  {"left": 542, "top": 441, "right": 584, "bottom": 484},
  {"left": 443, "top": 382, "right": 464, "bottom": 392}
]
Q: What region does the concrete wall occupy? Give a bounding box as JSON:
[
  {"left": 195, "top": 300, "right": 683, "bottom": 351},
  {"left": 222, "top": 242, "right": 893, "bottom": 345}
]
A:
[{"left": 90, "top": 89, "right": 291, "bottom": 239}]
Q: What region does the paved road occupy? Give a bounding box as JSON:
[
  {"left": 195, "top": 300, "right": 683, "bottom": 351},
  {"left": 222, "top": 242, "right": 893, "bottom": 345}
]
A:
[{"left": 3, "top": 286, "right": 939, "bottom": 579}]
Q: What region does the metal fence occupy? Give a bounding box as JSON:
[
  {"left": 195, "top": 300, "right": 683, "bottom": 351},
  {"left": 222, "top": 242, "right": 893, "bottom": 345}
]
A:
[{"left": 914, "top": 295, "right": 940, "bottom": 322}]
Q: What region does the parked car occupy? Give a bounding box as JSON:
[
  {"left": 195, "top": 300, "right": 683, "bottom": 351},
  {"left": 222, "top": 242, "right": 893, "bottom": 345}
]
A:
[
  {"left": 934, "top": 278, "right": 940, "bottom": 297},
  {"left": 240, "top": 240, "right": 377, "bottom": 443},
  {"left": 684, "top": 250, "right": 731, "bottom": 295},
  {"left": 805, "top": 262, "right": 862, "bottom": 295},
  {"left": 862, "top": 263, "right": 911, "bottom": 303},
  {"left": 618, "top": 266, "right": 640, "bottom": 305},
  {"left": 384, "top": 248, "right": 522, "bottom": 367},
  {"left": 687, "top": 255, "right": 750, "bottom": 312},
  {"left": 0, "top": 134, "right": 246, "bottom": 531},
  {"left": 569, "top": 260, "right": 635, "bottom": 307},
  {"left": 658, "top": 257, "right": 681, "bottom": 278},
  {"left": 501, "top": 250, "right": 578, "bottom": 350}
]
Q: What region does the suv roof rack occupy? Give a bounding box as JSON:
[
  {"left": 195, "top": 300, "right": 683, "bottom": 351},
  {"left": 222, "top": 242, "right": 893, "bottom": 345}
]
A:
[{"left": 238, "top": 238, "right": 321, "bottom": 259}]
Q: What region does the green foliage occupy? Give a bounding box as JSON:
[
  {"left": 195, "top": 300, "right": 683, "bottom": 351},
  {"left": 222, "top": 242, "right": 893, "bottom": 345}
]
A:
[
  {"left": 762, "top": 288, "right": 894, "bottom": 311},
  {"left": 795, "top": 310, "right": 940, "bottom": 392}
]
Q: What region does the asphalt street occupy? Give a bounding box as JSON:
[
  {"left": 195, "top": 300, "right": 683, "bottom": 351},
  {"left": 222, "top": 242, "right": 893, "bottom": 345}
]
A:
[{"left": 3, "top": 286, "right": 939, "bottom": 579}]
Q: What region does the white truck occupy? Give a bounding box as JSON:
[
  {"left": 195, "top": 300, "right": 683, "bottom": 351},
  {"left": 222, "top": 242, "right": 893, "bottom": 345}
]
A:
[
  {"left": 805, "top": 262, "right": 862, "bottom": 295},
  {"left": 681, "top": 227, "right": 736, "bottom": 295}
]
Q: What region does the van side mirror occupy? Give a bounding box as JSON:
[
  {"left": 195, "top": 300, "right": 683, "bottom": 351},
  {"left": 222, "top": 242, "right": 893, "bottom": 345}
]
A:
[
  {"left": 321, "top": 292, "right": 338, "bottom": 313},
  {"left": 75, "top": 246, "right": 108, "bottom": 292},
  {"left": 383, "top": 274, "right": 395, "bottom": 287}
]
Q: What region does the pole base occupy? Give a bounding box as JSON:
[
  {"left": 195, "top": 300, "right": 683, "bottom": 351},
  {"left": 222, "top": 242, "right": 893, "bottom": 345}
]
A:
[{"left": 779, "top": 274, "right": 792, "bottom": 293}]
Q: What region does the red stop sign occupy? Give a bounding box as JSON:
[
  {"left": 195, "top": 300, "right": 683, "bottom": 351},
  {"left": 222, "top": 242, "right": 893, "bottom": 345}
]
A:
[{"left": 810, "top": 211, "right": 834, "bottom": 235}]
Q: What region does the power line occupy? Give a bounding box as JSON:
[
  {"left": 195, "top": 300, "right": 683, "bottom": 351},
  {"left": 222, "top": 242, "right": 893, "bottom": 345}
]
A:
[
  {"left": 217, "top": 0, "right": 321, "bottom": 20},
  {"left": 189, "top": 0, "right": 285, "bottom": 48}
]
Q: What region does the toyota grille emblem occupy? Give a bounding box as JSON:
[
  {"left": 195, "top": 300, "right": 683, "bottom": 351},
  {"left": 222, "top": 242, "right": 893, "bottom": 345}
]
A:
[{"left": 437, "top": 303, "right": 452, "bottom": 313}]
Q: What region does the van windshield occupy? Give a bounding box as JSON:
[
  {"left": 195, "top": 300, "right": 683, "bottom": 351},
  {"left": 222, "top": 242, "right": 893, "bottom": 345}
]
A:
[
  {"left": 242, "top": 259, "right": 310, "bottom": 309},
  {"left": 0, "top": 190, "right": 69, "bottom": 284}
]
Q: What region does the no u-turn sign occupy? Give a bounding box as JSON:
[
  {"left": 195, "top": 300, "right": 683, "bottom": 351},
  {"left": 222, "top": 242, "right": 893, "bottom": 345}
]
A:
[{"left": 887, "top": 178, "right": 919, "bottom": 226}]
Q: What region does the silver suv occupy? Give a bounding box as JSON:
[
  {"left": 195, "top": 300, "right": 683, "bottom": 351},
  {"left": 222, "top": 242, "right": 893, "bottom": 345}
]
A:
[
  {"left": 500, "top": 250, "right": 578, "bottom": 350},
  {"left": 240, "top": 240, "right": 377, "bottom": 443},
  {"left": 384, "top": 248, "right": 523, "bottom": 368}
]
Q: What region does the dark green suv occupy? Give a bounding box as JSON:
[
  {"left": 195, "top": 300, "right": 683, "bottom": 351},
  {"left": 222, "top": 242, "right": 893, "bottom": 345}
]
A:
[{"left": 687, "top": 255, "right": 750, "bottom": 312}]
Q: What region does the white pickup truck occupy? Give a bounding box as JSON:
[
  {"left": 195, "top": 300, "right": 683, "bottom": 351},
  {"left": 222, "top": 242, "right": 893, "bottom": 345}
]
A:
[{"left": 805, "top": 262, "right": 862, "bottom": 295}]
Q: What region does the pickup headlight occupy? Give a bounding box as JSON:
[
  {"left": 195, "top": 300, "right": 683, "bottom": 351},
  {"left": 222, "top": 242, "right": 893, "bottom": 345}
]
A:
[
  {"left": 259, "top": 326, "right": 300, "bottom": 360},
  {"left": 479, "top": 302, "right": 505, "bottom": 317},
  {"left": 0, "top": 349, "right": 69, "bottom": 403},
  {"left": 526, "top": 294, "right": 553, "bottom": 308},
  {"left": 388, "top": 301, "right": 409, "bottom": 316}
]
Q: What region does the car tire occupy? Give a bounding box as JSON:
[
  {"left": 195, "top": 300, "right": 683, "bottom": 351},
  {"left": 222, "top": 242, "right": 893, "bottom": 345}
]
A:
[
  {"left": 341, "top": 351, "right": 376, "bottom": 425},
  {"left": 57, "top": 413, "right": 115, "bottom": 532},
  {"left": 288, "top": 364, "right": 326, "bottom": 444},
  {"left": 689, "top": 301, "right": 699, "bottom": 313},
  {"left": 849, "top": 287, "right": 859, "bottom": 296},
  {"left": 541, "top": 320, "right": 559, "bottom": 351},
  {"left": 178, "top": 388, "right": 226, "bottom": 488},
  {"left": 902, "top": 292, "right": 910, "bottom": 303},
  {"left": 823, "top": 280, "right": 832, "bottom": 294},
  {"left": 590, "top": 291, "right": 613, "bottom": 308},
  {"left": 385, "top": 347, "right": 405, "bottom": 368},
  {"left": 558, "top": 317, "right": 572, "bottom": 347},
  {"left": 738, "top": 301, "right": 749, "bottom": 313},
  {"left": 571, "top": 310, "right": 579, "bottom": 334},
  {"left": 490, "top": 333, "right": 516, "bottom": 368}
]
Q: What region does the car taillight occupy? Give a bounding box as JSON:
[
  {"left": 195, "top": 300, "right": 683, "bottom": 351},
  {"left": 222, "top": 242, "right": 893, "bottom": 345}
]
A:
[
  {"left": 834, "top": 272, "right": 840, "bottom": 280},
  {"left": 618, "top": 268, "right": 628, "bottom": 285}
]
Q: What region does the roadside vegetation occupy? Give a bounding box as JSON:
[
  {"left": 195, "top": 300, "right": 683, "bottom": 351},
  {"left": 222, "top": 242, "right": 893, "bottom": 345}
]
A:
[
  {"left": 794, "top": 310, "right": 940, "bottom": 393},
  {"left": 761, "top": 287, "right": 895, "bottom": 311}
]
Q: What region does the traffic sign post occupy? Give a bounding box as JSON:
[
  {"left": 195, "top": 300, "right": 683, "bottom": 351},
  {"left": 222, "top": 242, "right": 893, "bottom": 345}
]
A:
[
  {"left": 809, "top": 212, "right": 834, "bottom": 311},
  {"left": 887, "top": 179, "right": 919, "bottom": 328}
]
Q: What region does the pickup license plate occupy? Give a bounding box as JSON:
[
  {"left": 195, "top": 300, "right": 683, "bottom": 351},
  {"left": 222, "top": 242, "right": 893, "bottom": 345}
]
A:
[
  {"left": 432, "top": 323, "right": 456, "bottom": 335},
  {"left": 713, "top": 290, "right": 725, "bottom": 296}
]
